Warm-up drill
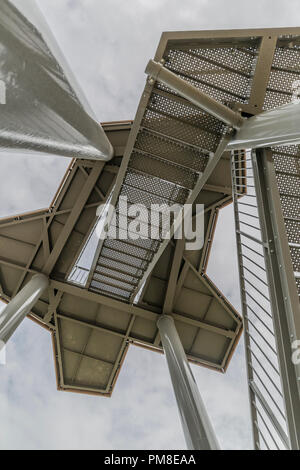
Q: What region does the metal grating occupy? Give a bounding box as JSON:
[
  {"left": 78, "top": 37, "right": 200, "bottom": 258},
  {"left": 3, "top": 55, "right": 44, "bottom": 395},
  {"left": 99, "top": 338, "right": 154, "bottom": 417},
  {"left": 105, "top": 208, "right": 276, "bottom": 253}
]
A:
[{"left": 232, "top": 150, "right": 290, "bottom": 450}]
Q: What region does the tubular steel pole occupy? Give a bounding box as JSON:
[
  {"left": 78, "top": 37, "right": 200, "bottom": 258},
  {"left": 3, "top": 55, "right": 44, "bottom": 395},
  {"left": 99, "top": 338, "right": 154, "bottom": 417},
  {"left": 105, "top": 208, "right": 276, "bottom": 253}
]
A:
[
  {"left": 145, "top": 59, "right": 244, "bottom": 130},
  {"left": 157, "top": 314, "right": 220, "bottom": 450},
  {"left": 0, "top": 274, "right": 49, "bottom": 344}
]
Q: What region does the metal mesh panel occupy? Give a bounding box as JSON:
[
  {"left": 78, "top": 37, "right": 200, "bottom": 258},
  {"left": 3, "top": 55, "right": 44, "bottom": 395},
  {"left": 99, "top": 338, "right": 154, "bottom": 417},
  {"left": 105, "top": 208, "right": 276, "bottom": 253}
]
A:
[
  {"left": 90, "top": 280, "right": 131, "bottom": 300},
  {"left": 232, "top": 150, "right": 290, "bottom": 450},
  {"left": 101, "top": 246, "right": 149, "bottom": 269},
  {"left": 273, "top": 150, "right": 300, "bottom": 173},
  {"left": 68, "top": 265, "right": 89, "bottom": 286},
  {"left": 290, "top": 246, "right": 300, "bottom": 273},
  {"left": 97, "top": 257, "right": 143, "bottom": 278},
  {"left": 148, "top": 93, "right": 224, "bottom": 134},
  {"left": 124, "top": 169, "right": 190, "bottom": 203},
  {"left": 265, "top": 21, "right": 300, "bottom": 290},
  {"left": 104, "top": 239, "right": 155, "bottom": 260},
  {"left": 276, "top": 173, "right": 300, "bottom": 198},
  {"left": 143, "top": 102, "right": 223, "bottom": 152},
  {"left": 284, "top": 220, "right": 300, "bottom": 245},
  {"left": 107, "top": 231, "right": 160, "bottom": 252},
  {"left": 93, "top": 272, "right": 135, "bottom": 292},
  {"left": 135, "top": 129, "right": 209, "bottom": 172},
  {"left": 264, "top": 43, "right": 300, "bottom": 110}
]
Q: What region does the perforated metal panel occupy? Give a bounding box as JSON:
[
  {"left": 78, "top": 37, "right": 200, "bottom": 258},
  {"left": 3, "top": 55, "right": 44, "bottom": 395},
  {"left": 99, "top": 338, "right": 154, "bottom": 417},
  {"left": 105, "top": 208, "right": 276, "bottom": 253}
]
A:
[{"left": 232, "top": 150, "right": 291, "bottom": 450}]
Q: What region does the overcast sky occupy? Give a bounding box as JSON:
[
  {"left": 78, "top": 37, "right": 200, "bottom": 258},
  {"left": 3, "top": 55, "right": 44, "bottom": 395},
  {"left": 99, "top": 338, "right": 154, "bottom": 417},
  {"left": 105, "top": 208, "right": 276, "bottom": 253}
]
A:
[{"left": 0, "top": 0, "right": 299, "bottom": 450}]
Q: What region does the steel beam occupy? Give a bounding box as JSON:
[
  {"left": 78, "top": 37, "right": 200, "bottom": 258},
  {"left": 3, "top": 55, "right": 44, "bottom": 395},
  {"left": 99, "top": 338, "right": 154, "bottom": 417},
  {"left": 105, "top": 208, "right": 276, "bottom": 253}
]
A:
[
  {"left": 157, "top": 314, "right": 219, "bottom": 450},
  {"left": 0, "top": 274, "right": 49, "bottom": 344}
]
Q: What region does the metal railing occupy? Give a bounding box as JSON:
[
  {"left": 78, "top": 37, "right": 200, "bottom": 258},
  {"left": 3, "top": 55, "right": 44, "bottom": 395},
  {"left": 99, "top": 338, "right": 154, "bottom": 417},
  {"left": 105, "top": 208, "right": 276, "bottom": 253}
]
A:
[{"left": 232, "top": 149, "right": 290, "bottom": 450}]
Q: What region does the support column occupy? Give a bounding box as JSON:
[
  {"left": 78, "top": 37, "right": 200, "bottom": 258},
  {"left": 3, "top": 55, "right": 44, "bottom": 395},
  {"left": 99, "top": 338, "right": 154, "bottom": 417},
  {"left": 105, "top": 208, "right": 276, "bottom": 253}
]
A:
[
  {"left": 0, "top": 274, "right": 49, "bottom": 345},
  {"left": 157, "top": 314, "right": 219, "bottom": 450}
]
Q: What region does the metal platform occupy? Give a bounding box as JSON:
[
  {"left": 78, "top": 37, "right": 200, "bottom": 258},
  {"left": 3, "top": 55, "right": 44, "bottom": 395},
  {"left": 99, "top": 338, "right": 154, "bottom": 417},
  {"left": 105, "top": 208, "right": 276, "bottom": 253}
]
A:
[{"left": 0, "top": 120, "right": 242, "bottom": 396}]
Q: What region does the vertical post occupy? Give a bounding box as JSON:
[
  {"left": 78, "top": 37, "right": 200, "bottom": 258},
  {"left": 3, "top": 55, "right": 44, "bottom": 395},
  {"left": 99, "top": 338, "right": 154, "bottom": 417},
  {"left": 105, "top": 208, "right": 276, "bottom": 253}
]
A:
[
  {"left": 157, "top": 314, "right": 219, "bottom": 450},
  {"left": 0, "top": 274, "right": 49, "bottom": 344},
  {"left": 252, "top": 148, "right": 300, "bottom": 450}
]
